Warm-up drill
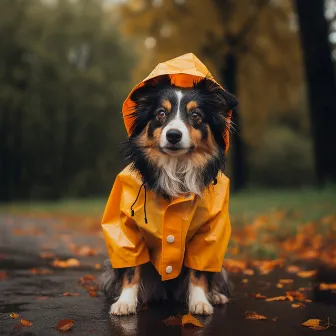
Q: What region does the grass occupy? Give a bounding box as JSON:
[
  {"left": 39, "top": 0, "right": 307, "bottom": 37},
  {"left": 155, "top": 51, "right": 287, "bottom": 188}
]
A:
[{"left": 0, "top": 186, "right": 335, "bottom": 222}]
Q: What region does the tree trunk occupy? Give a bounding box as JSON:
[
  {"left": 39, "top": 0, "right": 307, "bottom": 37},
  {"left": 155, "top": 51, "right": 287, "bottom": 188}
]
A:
[
  {"left": 295, "top": 0, "right": 336, "bottom": 185},
  {"left": 221, "top": 52, "right": 246, "bottom": 191}
]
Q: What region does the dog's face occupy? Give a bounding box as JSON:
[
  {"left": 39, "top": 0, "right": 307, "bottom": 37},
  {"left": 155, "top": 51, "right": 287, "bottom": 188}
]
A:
[
  {"left": 128, "top": 75, "right": 237, "bottom": 165},
  {"left": 123, "top": 75, "right": 237, "bottom": 196}
]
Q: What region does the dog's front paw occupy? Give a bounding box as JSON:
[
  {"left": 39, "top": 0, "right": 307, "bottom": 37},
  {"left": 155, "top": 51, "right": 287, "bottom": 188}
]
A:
[
  {"left": 189, "top": 300, "right": 214, "bottom": 315},
  {"left": 110, "top": 301, "right": 137, "bottom": 316},
  {"left": 209, "top": 291, "right": 229, "bottom": 305}
]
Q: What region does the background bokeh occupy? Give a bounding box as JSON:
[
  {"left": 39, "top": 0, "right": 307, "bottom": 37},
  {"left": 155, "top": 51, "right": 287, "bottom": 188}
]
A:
[{"left": 0, "top": 0, "right": 336, "bottom": 202}]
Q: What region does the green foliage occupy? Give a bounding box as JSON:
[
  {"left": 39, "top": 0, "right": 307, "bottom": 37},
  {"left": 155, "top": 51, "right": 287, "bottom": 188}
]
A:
[{"left": 0, "top": 0, "right": 134, "bottom": 201}]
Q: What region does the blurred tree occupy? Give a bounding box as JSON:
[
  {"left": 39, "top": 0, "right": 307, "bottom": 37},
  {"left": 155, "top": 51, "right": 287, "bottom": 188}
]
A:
[
  {"left": 295, "top": 0, "right": 336, "bottom": 185},
  {"left": 117, "top": 0, "right": 305, "bottom": 190},
  {"left": 0, "top": 0, "right": 134, "bottom": 201}
]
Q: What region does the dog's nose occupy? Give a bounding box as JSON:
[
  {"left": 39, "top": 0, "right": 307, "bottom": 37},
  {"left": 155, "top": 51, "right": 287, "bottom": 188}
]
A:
[{"left": 166, "top": 129, "right": 182, "bottom": 144}]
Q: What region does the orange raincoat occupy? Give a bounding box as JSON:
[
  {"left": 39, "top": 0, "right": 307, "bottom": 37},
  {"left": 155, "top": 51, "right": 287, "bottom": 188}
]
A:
[{"left": 102, "top": 53, "right": 231, "bottom": 281}]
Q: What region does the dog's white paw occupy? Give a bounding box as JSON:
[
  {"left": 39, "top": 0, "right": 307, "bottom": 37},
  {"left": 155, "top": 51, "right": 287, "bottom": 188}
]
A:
[
  {"left": 189, "top": 300, "right": 214, "bottom": 315},
  {"left": 110, "top": 301, "right": 137, "bottom": 316},
  {"left": 210, "top": 292, "right": 229, "bottom": 305}
]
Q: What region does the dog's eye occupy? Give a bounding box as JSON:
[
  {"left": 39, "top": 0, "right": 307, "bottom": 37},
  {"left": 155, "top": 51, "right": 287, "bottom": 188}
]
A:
[
  {"left": 191, "top": 111, "right": 202, "bottom": 123},
  {"left": 156, "top": 108, "right": 166, "bottom": 120}
]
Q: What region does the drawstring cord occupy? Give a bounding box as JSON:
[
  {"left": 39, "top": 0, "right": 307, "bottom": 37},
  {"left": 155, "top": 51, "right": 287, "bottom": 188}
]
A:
[
  {"left": 130, "top": 182, "right": 148, "bottom": 224},
  {"left": 131, "top": 178, "right": 217, "bottom": 224}
]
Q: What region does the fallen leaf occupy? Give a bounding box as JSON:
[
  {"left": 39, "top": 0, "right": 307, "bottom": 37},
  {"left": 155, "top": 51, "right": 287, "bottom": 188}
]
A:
[
  {"left": 72, "top": 245, "right": 97, "bottom": 257},
  {"left": 78, "top": 274, "right": 96, "bottom": 285},
  {"left": 52, "top": 258, "right": 80, "bottom": 268},
  {"left": 20, "top": 318, "right": 33, "bottom": 327},
  {"left": 265, "top": 296, "right": 288, "bottom": 302},
  {"left": 244, "top": 269, "right": 255, "bottom": 276},
  {"left": 40, "top": 251, "right": 56, "bottom": 259},
  {"left": 286, "top": 291, "right": 306, "bottom": 301},
  {"left": 162, "top": 315, "right": 181, "bottom": 326},
  {"left": 181, "top": 313, "right": 204, "bottom": 328},
  {"left": 63, "top": 292, "right": 79, "bottom": 297},
  {"left": 242, "top": 278, "right": 249, "bottom": 283},
  {"left": 88, "top": 290, "right": 98, "bottom": 297},
  {"left": 297, "top": 270, "right": 316, "bottom": 278},
  {"left": 10, "top": 313, "right": 20, "bottom": 319},
  {"left": 253, "top": 293, "right": 267, "bottom": 299},
  {"left": 30, "top": 268, "right": 53, "bottom": 275},
  {"left": 94, "top": 263, "right": 101, "bottom": 270},
  {"left": 276, "top": 283, "right": 284, "bottom": 288},
  {"left": 0, "top": 271, "right": 7, "bottom": 281},
  {"left": 319, "top": 283, "right": 336, "bottom": 291},
  {"left": 291, "top": 303, "right": 305, "bottom": 308},
  {"left": 286, "top": 265, "right": 301, "bottom": 274},
  {"left": 279, "top": 279, "right": 294, "bottom": 284},
  {"left": 56, "top": 319, "right": 75, "bottom": 332},
  {"left": 245, "top": 312, "right": 267, "bottom": 320},
  {"left": 36, "top": 296, "right": 49, "bottom": 300},
  {"left": 302, "top": 319, "right": 329, "bottom": 331}
]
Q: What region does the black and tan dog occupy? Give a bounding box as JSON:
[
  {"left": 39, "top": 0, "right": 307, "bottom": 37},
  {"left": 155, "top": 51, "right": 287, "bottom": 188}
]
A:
[{"left": 101, "top": 53, "right": 236, "bottom": 316}]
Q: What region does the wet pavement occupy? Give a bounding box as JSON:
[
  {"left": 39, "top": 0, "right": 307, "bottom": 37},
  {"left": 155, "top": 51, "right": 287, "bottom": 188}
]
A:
[{"left": 0, "top": 214, "right": 336, "bottom": 336}]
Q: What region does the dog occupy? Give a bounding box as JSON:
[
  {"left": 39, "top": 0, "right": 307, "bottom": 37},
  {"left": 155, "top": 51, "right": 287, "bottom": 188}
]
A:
[{"left": 100, "top": 70, "right": 237, "bottom": 316}]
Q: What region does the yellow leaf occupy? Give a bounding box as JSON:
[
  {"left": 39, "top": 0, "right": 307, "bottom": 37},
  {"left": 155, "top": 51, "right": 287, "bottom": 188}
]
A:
[
  {"left": 10, "top": 312, "right": 19, "bottom": 319},
  {"left": 265, "top": 296, "right": 287, "bottom": 302},
  {"left": 302, "top": 319, "right": 329, "bottom": 330},
  {"left": 181, "top": 313, "right": 203, "bottom": 328},
  {"left": 291, "top": 303, "right": 305, "bottom": 308}
]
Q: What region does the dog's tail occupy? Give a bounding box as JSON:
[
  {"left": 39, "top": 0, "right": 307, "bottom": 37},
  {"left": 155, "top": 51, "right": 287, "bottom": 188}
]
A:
[{"left": 99, "top": 259, "right": 121, "bottom": 299}]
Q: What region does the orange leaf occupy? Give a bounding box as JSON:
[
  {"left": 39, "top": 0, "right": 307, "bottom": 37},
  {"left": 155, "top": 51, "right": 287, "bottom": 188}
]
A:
[
  {"left": 319, "top": 283, "right": 336, "bottom": 291},
  {"left": 244, "top": 269, "right": 255, "bottom": 276},
  {"left": 242, "top": 278, "right": 249, "bottom": 283},
  {"left": 291, "top": 303, "right": 305, "bottom": 308},
  {"left": 253, "top": 293, "right": 267, "bottom": 299},
  {"left": 0, "top": 271, "right": 7, "bottom": 281},
  {"left": 286, "top": 265, "right": 301, "bottom": 274},
  {"left": 276, "top": 283, "right": 284, "bottom": 288},
  {"left": 245, "top": 312, "right": 267, "bottom": 320},
  {"left": 88, "top": 290, "right": 98, "bottom": 297},
  {"left": 279, "top": 279, "right": 294, "bottom": 284},
  {"left": 297, "top": 270, "right": 316, "bottom": 278},
  {"left": 63, "top": 292, "right": 79, "bottom": 297},
  {"left": 30, "top": 268, "right": 53, "bottom": 275},
  {"left": 52, "top": 258, "right": 80, "bottom": 268},
  {"left": 20, "top": 318, "right": 33, "bottom": 327},
  {"left": 40, "top": 251, "right": 56, "bottom": 259},
  {"left": 265, "top": 296, "right": 287, "bottom": 302},
  {"left": 10, "top": 313, "right": 20, "bottom": 319},
  {"left": 302, "top": 319, "right": 329, "bottom": 330},
  {"left": 181, "top": 313, "right": 204, "bottom": 328},
  {"left": 56, "top": 319, "right": 75, "bottom": 332}
]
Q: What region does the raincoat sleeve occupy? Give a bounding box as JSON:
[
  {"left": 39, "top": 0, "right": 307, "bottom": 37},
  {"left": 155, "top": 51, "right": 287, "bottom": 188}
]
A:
[
  {"left": 101, "top": 174, "right": 150, "bottom": 268},
  {"left": 184, "top": 180, "right": 231, "bottom": 272}
]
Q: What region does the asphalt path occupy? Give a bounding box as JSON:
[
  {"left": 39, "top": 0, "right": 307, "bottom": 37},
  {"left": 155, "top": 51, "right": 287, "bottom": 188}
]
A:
[{"left": 0, "top": 214, "right": 335, "bottom": 335}]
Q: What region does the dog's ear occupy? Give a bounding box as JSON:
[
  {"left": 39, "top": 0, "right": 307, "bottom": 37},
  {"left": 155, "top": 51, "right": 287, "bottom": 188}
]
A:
[
  {"left": 130, "top": 75, "right": 171, "bottom": 103},
  {"left": 194, "top": 77, "right": 238, "bottom": 111}
]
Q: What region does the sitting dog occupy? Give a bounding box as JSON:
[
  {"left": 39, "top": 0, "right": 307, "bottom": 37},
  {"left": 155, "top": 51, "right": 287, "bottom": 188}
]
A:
[{"left": 100, "top": 53, "right": 237, "bottom": 316}]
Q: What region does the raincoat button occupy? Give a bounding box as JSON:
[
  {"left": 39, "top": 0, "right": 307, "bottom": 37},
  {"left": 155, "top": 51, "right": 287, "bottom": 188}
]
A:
[
  {"left": 166, "top": 266, "right": 173, "bottom": 274},
  {"left": 166, "top": 235, "right": 175, "bottom": 243}
]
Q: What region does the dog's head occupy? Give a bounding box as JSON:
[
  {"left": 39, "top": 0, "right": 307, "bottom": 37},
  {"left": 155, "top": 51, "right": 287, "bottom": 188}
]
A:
[{"left": 122, "top": 74, "right": 237, "bottom": 197}]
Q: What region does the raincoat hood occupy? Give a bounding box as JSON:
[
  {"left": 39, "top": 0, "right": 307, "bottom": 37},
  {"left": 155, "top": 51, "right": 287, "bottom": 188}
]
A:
[
  {"left": 101, "top": 54, "right": 232, "bottom": 281},
  {"left": 122, "top": 53, "right": 232, "bottom": 150}
]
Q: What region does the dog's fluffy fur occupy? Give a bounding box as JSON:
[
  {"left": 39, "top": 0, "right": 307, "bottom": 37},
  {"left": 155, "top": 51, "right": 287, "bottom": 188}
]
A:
[{"left": 101, "top": 75, "right": 237, "bottom": 315}]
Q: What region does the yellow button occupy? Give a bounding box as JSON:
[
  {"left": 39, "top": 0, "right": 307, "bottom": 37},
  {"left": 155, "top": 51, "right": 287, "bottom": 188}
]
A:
[
  {"left": 166, "top": 235, "right": 175, "bottom": 243},
  {"left": 166, "top": 266, "right": 173, "bottom": 274}
]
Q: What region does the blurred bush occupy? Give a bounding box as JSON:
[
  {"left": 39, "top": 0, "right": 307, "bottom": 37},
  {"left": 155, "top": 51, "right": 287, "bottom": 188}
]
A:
[
  {"left": 250, "top": 125, "right": 314, "bottom": 187},
  {"left": 0, "top": 0, "right": 134, "bottom": 201}
]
